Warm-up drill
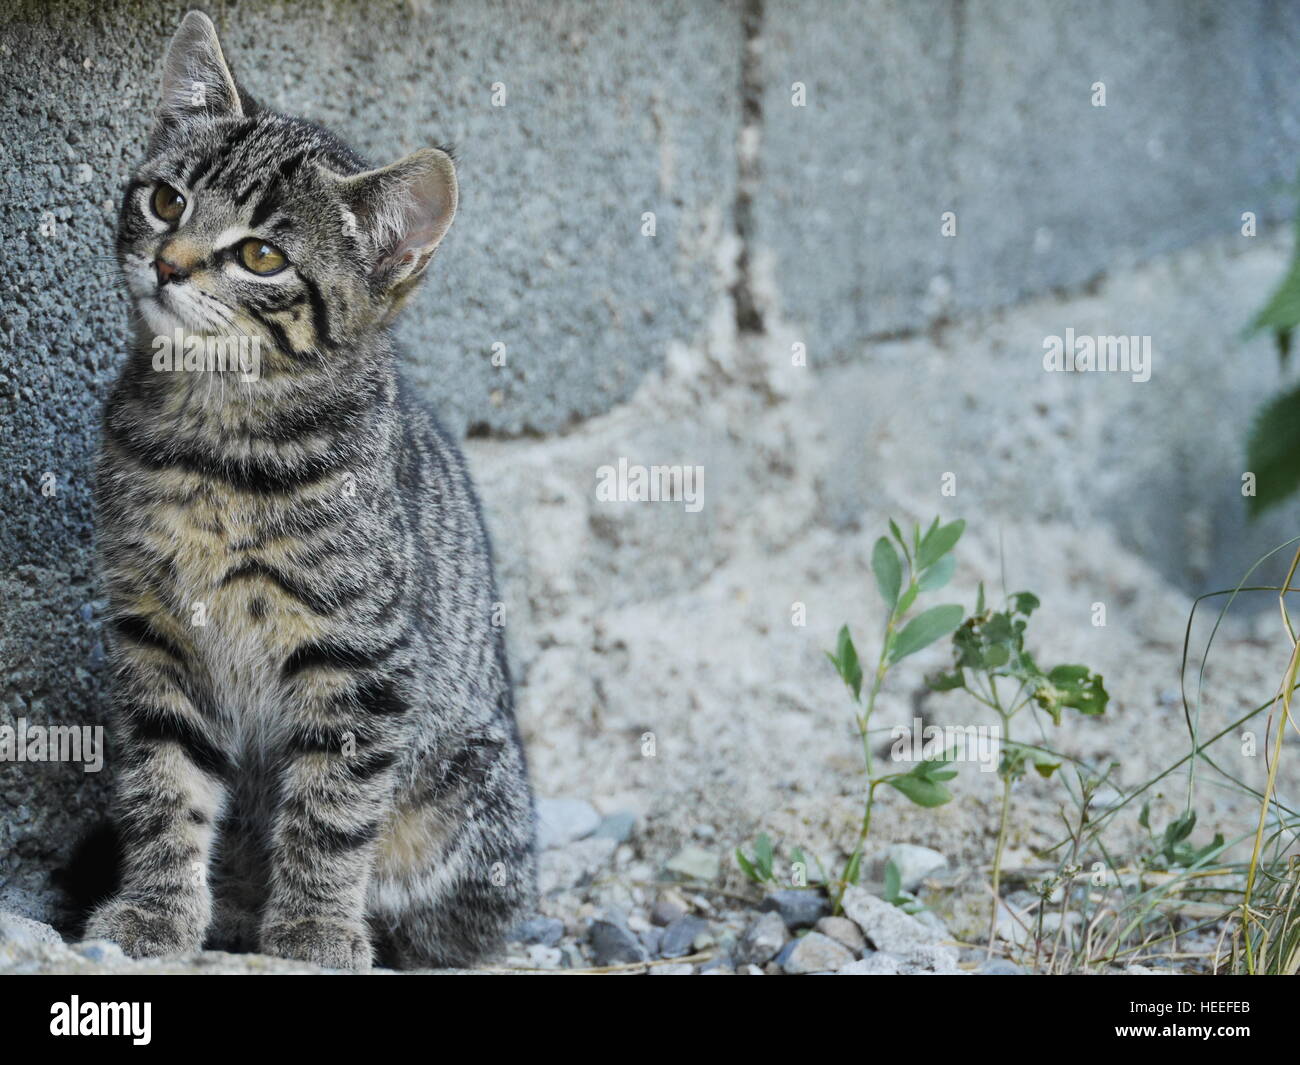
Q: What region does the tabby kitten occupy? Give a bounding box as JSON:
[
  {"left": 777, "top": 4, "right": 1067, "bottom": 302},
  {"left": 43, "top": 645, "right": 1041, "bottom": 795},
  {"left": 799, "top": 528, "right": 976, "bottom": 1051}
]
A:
[{"left": 85, "top": 11, "right": 536, "bottom": 970}]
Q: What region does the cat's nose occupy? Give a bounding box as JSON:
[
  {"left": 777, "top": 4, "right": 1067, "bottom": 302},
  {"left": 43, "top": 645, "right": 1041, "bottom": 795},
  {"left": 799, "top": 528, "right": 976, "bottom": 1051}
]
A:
[{"left": 154, "top": 257, "right": 189, "bottom": 286}]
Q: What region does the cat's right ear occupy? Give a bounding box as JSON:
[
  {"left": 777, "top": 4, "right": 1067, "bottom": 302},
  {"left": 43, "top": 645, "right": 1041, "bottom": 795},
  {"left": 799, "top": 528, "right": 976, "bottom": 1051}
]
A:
[{"left": 152, "top": 11, "right": 243, "bottom": 140}]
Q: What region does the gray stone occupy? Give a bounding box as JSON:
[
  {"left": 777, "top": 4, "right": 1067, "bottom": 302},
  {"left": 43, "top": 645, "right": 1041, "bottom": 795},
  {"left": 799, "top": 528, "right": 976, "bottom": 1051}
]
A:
[
  {"left": 650, "top": 897, "right": 688, "bottom": 927},
  {"left": 841, "top": 886, "right": 944, "bottom": 953},
  {"left": 662, "top": 846, "right": 721, "bottom": 883},
  {"left": 537, "top": 836, "right": 618, "bottom": 895},
  {"left": 840, "top": 888, "right": 963, "bottom": 974},
  {"left": 0, "top": 913, "right": 62, "bottom": 949},
  {"left": 638, "top": 926, "right": 664, "bottom": 957},
  {"left": 525, "top": 944, "right": 563, "bottom": 970},
  {"left": 510, "top": 916, "right": 565, "bottom": 948},
  {"left": 735, "top": 911, "right": 789, "bottom": 965},
  {"left": 760, "top": 889, "right": 830, "bottom": 930},
  {"left": 781, "top": 931, "right": 854, "bottom": 975},
  {"left": 593, "top": 810, "right": 637, "bottom": 844},
  {"left": 815, "top": 915, "right": 866, "bottom": 954},
  {"left": 660, "top": 915, "right": 710, "bottom": 959},
  {"left": 535, "top": 797, "right": 601, "bottom": 850},
  {"left": 71, "top": 940, "right": 124, "bottom": 964},
  {"left": 650, "top": 963, "right": 695, "bottom": 975},
  {"left": 840, "top": 954, "right": 898, "bottom": 975},
  {"left": 587, "top": 919, "right": 648, "bottom": 966}
]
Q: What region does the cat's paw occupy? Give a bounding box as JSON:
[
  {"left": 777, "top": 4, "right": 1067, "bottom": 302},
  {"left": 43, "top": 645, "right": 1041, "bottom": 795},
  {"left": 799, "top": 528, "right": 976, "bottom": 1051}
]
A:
[
  {"left": 83, "top": 899, "right": 202, "bottom": 959},
  {"left": 260, "top": 916, "right": 374, "bottom": 972}
]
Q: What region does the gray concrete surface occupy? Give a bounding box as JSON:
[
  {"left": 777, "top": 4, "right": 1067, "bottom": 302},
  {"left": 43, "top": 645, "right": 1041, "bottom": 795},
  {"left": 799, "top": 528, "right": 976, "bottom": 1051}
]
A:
[
  {"left": 756, "top": 0, "right": 1300, "bottom": 350},
  {"left": 2, "top": 0, "right": 1299, "bottom": 928}
]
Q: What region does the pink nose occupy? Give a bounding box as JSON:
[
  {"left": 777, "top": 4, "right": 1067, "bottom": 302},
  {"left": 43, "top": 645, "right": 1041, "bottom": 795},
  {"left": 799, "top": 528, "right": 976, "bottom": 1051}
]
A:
[{"left": 154, "top": 257, "right": 189, "bottom": 286}]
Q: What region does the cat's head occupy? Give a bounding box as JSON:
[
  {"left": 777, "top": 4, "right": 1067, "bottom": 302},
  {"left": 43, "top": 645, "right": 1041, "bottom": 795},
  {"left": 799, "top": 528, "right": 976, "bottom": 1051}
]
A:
[{"left": 118, "top": 10, "right": 456, "bottom": 374}]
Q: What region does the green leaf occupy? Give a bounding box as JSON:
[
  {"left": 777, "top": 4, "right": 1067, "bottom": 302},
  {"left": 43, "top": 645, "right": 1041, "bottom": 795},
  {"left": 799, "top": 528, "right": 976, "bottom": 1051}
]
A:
[
  {"left": 889, "top": 519, "right": 910, "bottom": 562},
  {"left": 1165, "top": 811, "right": 1196, "bottom": 848},
  {"left": 975, "top": 582, "right": 986, "bottom": 615},
  {"left": 927, "top": 668, "right": 965, "bottom": 692},
  {"left": 827, "top": 625, "right": 863, "bottom": 700},
  {"left": 754, "top": 832, "right": 774, "bottom": 879},
  {"left": 735, "top": 848, "right": 759, "bottom": 882},
  {"left": 1033, "top": 664, "right": 1108, "bottom": 723},
  {"left": 1047, "top": 664, "right": 1109, "bottom": 716},
  {"left": 884, "top": 858, "right": 902, "bottom": 901},
  {"left": 872, "top": 537, "right": 902, "bottom": 610},
  {"left": 918, "top": 519, "right": 965, "bottom": 571},
  {"left": 1246, "top": 383, "right": 1300, "bottom": 515},
  {"left": 917, "top": 553, "right": 955, "bottom": 593},
  {"left": 1138, "top": 802, "right": 1151, "bottom": 830},
  {"left": 895, "top": 582, "right": 919, "bottom": 617},
  {"left": 1187, "top": 833, "right": 1226, "bottom": 867},
  {"left": 1010, "top": 591, "right": 1040, "bottom": 617},
  {"left": 1030, "top": 751, "right": 1061, "bottom": 778},
  {"left": 1250, "top": 260, "right": 1300, "bottom": 338},
  {"left": 889, "top": 604, "right": 964, "bottom": 663},
  {"left": 842, "top": 850, "right": 862, "bottom": 887},
  {"left": 886, "top": 757, "right": 957, "bottom": 807}
]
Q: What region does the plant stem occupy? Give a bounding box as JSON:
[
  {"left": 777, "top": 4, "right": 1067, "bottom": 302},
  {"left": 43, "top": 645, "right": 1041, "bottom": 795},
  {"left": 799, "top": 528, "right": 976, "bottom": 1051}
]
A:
[
  {"left": 988, "top": 763, "right": 1013, "bottom": 953},
  {"left": 837, "top": 582, "right": 911, "bottom": 913},
  {"left": 834, "top": 780, "right": 880, "bottom": 914}
]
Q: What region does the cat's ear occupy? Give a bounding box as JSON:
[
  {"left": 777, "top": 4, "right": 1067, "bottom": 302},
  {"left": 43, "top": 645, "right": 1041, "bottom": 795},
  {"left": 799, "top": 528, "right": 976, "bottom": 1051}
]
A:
[
  {"left": 335, "top": 148, "right": 458, "bottom": 294},
  {"left": 155, "top": 11, "right": 243, "bottom": 133}
]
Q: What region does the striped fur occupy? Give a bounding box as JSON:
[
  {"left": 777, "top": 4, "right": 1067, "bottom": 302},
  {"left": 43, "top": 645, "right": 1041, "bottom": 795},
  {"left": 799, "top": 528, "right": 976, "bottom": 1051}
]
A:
[{"left": 85, "top": 11, "right": 536, "bottom": 970}]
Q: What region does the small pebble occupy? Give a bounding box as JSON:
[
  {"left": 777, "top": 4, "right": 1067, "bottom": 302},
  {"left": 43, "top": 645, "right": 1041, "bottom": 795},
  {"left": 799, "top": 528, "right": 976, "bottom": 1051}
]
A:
[
  {"left": 815, "top": 915, "right": 866, "bottom": 954},
  {"left": 660, "top": 915, "right": 709, "bottom": 959},
  {"left": 735, "top": 910, "right": 788, "bottom": 965},
  {"left": 651, "top": 896, "right": 687, "bottom": 927},
  {"left": 782, "top": 931, "right": 854, "bottom": 974},
  {"left": 588, "top": 919, "right": 648, "bottom": 965},
  {"left": 510, "top": 915, "right": 565, "bottom": 947},
  {"left": 760, "top": 889, "right": 830, "bottom": 930}
]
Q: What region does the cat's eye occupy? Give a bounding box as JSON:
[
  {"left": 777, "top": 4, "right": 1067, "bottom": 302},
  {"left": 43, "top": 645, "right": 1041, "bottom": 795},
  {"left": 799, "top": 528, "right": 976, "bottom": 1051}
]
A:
[
  {"left": 150, "top": 183, "right": 187, "bottom": 224},
  {"left": 238, "top": 239, "right": 288, "bottom": 276}
]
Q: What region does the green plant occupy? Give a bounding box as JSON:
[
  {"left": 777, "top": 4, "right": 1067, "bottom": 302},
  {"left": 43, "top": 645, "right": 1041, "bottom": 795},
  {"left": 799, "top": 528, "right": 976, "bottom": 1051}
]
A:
[
  {"left": 1244, "top": 205, "right": 1300, "bottom": 514},
  {"left": 734, "top": 832, "right": 776, "bottom": 885},
  {"left": 928, "top": 585, "right": 1109, "bottom": 946},
  {"left": 881, "top": 858, "right": 925, "bottom": 915},
  {"left": 823, "top": 517, "right": 966, "bottom": 912},
  {"left": 1139, "top": 805, "right": 1225, "bottom": 871},
  {"left": 735, "top": 832, "right": 829, "bottom": 891}
]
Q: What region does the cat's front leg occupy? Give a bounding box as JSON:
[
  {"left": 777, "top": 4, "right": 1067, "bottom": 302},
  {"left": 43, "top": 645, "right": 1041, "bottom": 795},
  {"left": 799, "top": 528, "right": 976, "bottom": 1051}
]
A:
[
  {"left": 259, "top": 673, "right": 406, "bottom": 972},
  {"left": 85, "top": 638, "right": 229, "bottom": 958}
]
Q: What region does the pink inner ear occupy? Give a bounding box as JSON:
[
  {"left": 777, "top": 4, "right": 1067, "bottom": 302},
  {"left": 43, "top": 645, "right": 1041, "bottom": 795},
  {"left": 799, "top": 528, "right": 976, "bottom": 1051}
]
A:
[{"left": 378, "top": 167, "right": 455, "bottom": 278}]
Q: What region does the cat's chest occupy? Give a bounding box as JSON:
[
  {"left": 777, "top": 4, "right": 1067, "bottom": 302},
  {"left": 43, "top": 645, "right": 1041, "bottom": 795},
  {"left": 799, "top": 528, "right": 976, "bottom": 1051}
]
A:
[{"left": 144, "top": 484, "right": 331, "bottom": 708}]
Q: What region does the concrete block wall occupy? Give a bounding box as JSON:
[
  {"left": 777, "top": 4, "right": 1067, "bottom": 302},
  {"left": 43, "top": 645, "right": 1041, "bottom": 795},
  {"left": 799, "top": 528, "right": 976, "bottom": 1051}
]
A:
[{"left": 1, "top": 0, "right": 1298, "bottom": 921}]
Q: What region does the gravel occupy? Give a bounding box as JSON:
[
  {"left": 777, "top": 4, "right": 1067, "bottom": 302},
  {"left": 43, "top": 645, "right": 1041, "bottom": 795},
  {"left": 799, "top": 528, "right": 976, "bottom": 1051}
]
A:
[
  {"left": 660, "top": 915, "right": 710, "bottom": 959},
  {"left": 782, "top": 932, "right": 855, "bottom": 974},
  {"left": 587, "top": 919, "right": 648, "bottom": 965},
  {"left": 511, "top": 916, "right": 566, "bottom": 948},
  {"left": 760, "top": 890, "right": 830, "bottom": 930},
  {"left": 815, "top": 915, "right": 866, "bottom": 954},
  {"left": 535, "top": 797, "right": 601, "bottom": 850},
  {"left": 661, "top": 846, "right": 721, "bottom": 883},
  {"left": 735, "top": 911, "right": 788, "bottom": 965}
]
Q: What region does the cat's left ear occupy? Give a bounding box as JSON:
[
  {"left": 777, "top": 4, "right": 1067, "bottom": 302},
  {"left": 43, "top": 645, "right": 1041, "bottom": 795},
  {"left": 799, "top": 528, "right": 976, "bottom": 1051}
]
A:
[
  {"left": 334, "top": 148, "right": 458, "bottom": 294},
  {"left": 154, "top": 11, "right": 243, "bottom": 137}
]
